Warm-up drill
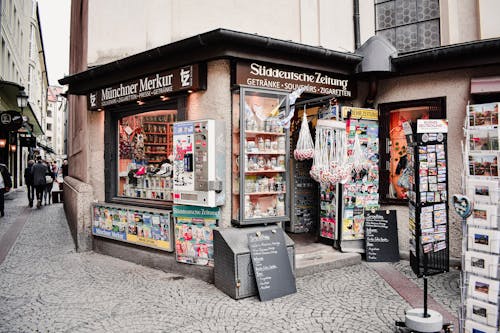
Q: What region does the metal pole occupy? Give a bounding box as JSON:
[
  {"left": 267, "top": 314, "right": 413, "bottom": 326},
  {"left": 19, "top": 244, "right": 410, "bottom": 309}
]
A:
[{"left": 423, "top": 275, "right": 428, "bottom": 318}]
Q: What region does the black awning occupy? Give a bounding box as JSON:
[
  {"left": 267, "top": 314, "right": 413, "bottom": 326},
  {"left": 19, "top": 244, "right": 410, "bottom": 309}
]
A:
[{"left": 37, "top": 142, "right": 55, "bottom": 154}]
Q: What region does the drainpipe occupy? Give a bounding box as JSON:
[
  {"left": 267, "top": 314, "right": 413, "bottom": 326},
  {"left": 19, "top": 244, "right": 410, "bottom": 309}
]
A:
[
  {"left": 353, "top": 0, "right": 361, "bottom": 50},
  {"left": 364, "top": 75, "right": 378, "bottom": 109}
]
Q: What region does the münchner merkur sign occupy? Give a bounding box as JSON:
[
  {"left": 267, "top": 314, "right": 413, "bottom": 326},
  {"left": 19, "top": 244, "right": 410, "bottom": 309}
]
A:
[{"left": 87, "top": 64, "right": 205, "bottom": 111}]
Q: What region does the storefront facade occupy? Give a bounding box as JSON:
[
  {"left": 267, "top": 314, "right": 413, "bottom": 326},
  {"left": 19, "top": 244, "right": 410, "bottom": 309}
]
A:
[
  {"left": 61, "top": 26, "right": 500, "bottom": 280},
  {"left": 60, "top": 29, "right": 362, "bottom": 279}
]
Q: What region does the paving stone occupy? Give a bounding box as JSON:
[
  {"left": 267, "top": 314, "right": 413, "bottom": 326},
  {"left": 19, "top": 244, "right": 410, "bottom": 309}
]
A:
[{"left": 0, "top": 187, "right": 461, "bottom": 332}]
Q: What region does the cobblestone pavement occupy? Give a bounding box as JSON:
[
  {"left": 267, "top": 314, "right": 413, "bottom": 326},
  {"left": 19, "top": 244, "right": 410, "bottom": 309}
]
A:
[
  {"left": 0, "top": 188, "right": 460, "bottom": 333},
  {"left": 391, "top": 261, "right": 461, "bottom": 317}
]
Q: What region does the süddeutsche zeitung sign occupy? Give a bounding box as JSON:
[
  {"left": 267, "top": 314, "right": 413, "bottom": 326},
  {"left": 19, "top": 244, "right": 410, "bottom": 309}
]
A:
[
  {"left": 236, "top": 62, "right": 356, "bottom": 98},
  {"left": 87, "top": 64, "right": 204, "bottom": 110}
]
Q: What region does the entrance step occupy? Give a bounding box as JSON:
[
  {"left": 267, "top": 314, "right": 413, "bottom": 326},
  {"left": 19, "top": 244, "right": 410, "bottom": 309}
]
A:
[{"left": 295, "top": 242, "right": 361, "bottom": 278}]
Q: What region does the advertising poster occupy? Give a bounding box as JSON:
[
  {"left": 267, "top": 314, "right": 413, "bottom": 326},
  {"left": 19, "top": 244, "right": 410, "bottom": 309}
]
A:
[
  {"left": 173, "top": 122, "right": 194, "bottom": 190},
  {"left": 173, "top": 205, "right": 220, "bottom": 267},
  {"left": 92, "top": 204, "right": 173, "bottom": 251}
]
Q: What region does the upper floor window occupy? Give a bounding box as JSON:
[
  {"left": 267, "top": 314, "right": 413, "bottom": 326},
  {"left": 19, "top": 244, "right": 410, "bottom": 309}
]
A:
[{"left": 375, "top": 0, "right": 440, "bottom": 53}]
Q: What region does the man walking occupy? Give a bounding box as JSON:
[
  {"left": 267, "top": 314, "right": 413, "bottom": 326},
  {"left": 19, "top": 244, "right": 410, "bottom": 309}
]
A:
[
  {"left": 0, "top": 159, "right": 12, "bottom": 217},
  {"left": 24, "top": 160, "right": 35, "bottom": 207},
  {"left": 32, "top": 156, "right": 48, "bottom": 209}
]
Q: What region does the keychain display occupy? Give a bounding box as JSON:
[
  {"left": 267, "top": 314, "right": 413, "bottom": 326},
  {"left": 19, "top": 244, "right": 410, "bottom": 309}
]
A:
[
  {"left": 293, "top": 111, "right": 314, "bottom": 160},
  {"left": 310, "top": 122, "right": 348, "bottom": 186}
]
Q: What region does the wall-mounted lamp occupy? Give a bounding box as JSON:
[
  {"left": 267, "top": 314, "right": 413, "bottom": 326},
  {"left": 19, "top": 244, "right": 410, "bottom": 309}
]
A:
[
  {"left": 0, "top": 139, "right": 6, "bottom": 148},
  {"left": 17, "top": 89, "right": 28, "bottom": 113},
  {"left": 10, "top": 144, "right": 16, "bottom": 152},
  {"left": 137, "top": 100, "right": 145, "bottom": 106}
]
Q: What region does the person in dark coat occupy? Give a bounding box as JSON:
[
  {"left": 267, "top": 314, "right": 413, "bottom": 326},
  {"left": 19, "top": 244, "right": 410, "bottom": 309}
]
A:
[
  {"left": 24, "top": 159, "right": 35, "bottom": 207},
  {"left": 0, "top": 159, "right": 12, "bottom": 217},
  {"left": 31, "top": 156, "right": 48, "bottom": 209},
  {"left": 61, "top": 159, "right": 68, "bottom": 178}
]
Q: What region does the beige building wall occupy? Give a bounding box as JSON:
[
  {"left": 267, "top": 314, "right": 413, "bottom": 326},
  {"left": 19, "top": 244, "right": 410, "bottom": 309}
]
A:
[
  {"left": 185, "top": 60, "right": 232, "bottom": 226},
  {"left": 376, "top": 65, "right": 500, "bottom": 259},
  {"left": 478, "top": 0, "right": 500, "bottom": 39},
  {"left": 87, "top": 0, "right": 377, "bottom": 67}
]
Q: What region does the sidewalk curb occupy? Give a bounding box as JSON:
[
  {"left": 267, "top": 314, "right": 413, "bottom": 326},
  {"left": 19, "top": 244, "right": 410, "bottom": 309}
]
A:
[{"left": 0, "top": 207, "right": 31, "bottom": 265}]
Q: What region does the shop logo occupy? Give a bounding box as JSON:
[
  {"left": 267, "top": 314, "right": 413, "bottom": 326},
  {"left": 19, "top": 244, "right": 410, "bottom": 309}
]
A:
[
  {"left": 89, "top": 93, "right": 97, "bottom": 108},
  {"left": 180, "top": 67, "right": 192, "bottom": 87},
  {"left": 0, "top": 112, "right": 11, "bottom": 125}
]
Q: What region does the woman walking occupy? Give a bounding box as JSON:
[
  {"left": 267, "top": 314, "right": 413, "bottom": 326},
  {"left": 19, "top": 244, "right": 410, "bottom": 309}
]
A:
[{"left": 43, "top": 161, "right": 54, "bottom": 205}]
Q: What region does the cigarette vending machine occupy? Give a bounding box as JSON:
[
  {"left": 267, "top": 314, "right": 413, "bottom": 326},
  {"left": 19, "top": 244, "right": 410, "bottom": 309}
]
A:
[{"left": 173, "top": 119, "right": 225, "bottom": 207}]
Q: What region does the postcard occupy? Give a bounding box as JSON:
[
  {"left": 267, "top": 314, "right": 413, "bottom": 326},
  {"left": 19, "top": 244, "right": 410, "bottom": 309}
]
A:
[
  {"left": 434, "top": 241, "right": 446, "bottom": 252},
  {"left": 466, "top": 298, "right": 499, "bottom": 326},
  {"left": 468, "top": 275, "right": 500, "bottom": 304}
]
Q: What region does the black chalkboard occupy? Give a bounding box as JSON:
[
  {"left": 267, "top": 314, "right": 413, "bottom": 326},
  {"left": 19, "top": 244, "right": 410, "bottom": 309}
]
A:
[
  {"left": 247, "top": 228, "right": 296, "bottom": 301},
  {"left": 364, "top": 210, "right": 399, "bottom": 262}
]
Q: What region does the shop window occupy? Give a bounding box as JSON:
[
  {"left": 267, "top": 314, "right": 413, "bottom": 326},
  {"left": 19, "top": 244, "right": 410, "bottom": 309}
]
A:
[
  {"left": 116, "top": 109, "right": 178, "bottom": 201},
  {"left": 375, "top": 0, "right": 440, "bottom": 53},
  {"left": 378, "top": 97, "right": 446, "bottom": 204}
]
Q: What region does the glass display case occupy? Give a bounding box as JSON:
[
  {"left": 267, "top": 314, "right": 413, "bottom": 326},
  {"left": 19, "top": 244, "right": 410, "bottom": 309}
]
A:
[
  {"left": 232, "top": 88, "right": 291, "bottom": 226},
  {"left": 117, "top": 110, "right": 177, "bottom": 201}
]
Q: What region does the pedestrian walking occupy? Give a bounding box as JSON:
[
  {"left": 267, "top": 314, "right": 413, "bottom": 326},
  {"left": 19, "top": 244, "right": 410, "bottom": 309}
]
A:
[
  {"left": 0, "top": 159, "right": 12, "bottom": 217},
  {"left": 44, "top": 161, "right": 54, "bottom": 205},
  {"left": 24, "top": 159, "right": 35, "bottom": 207},
  {"left": 32, "top": 156, "right": 48, "bottom": 209},
  {"left": 61, "top": 159, "right": 68, "bottom": 178}
]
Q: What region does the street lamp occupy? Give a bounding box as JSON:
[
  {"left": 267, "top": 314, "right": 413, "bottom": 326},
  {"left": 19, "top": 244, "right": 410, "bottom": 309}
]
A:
[{"left": 16, "top": 89, "right": 28, "bottom": 113}]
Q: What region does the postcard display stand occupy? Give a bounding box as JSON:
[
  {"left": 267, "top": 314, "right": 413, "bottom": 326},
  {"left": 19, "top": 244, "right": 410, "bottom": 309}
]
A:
[
  {"left": 403, "top": 120, "right": 450, "bottom": 332},
  {"left": 339, "top": 107, "right": 380, "bottom": 253},
  {"left": 462, "top": 102, "right": 500, "bottom": 333}
]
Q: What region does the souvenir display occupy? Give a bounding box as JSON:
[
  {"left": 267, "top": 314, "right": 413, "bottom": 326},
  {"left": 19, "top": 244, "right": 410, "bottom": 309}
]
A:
[
  {"left": 405, "top": 119, "right": 449, "bottom": 277},
  {"left": 340, "top": 114, "right": 380, "bottom": 246},
  {"left": 461, "top": 102, "right": 500, "bottom": 333},
  {"left": 118, "top": 111, "right": 177, "bottom": 201},
  {"left": 232, "top": 89, "right": 291, "bottom": 226},
  {"left": 173, "top": 205, "right": 220, "bottom": 267},
  {"left": 91, "top": 203, "right": 173, "bottom": 251},
  {"left": 293, "top": 111, "right": 314, "bottom": 160}
]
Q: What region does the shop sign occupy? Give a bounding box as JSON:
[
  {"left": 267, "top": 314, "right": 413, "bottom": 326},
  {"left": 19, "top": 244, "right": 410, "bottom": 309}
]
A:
[
  {"left": 19, "top": 133, "right": 36, "bottom": 147},
  {"left": 0, "top": 110, "right": 23, "bottom": 131},
  {"left": 87, "top": 64, "right": 205, "bottom": 110},
  {"left": 236, "top": 61, "right": 356, "bottom": 98},
  {"left": 341, "top": 107, "right": 378, "bottom": 120},
  {"left": 416, "top": 119, "right": 448, "bottom": 133}
]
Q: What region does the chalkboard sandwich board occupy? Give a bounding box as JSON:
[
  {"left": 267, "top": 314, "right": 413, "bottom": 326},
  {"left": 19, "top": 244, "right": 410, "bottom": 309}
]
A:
[
  {"left": 248, "top": 228, "right": 297, "bottom": 301},
  {"left": 364, "top": 210, "right": 399, "bottom": 262}
]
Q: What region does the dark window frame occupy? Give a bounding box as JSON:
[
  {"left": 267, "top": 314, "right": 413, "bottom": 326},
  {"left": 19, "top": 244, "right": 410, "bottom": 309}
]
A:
[
  {"left": 104, "top": 96, "right": 187, "bottom": 209},
  {"left": 378, "top": 97, "right": 446, "bottom": 205}
]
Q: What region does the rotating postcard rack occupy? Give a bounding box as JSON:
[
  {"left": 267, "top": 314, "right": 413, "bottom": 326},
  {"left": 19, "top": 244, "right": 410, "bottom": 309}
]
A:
[{"left": 398, "top": 120, "right": 451, "bottom": 332}]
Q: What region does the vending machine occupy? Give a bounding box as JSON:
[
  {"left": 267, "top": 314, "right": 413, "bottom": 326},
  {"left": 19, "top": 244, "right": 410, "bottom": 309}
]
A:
[{"left": 173, "top": 119, "right": 225, "bottom": 207}]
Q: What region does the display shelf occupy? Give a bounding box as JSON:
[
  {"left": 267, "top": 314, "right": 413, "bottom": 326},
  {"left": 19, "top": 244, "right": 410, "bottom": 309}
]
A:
[
  {"left": 245, "top": 170, "right": 286, "bottom": 174},
  {"left": 145, "top": 143, "right": 168, "bottom": 146},
  {"left": 245, "top": 151, "right": 286, "bottom": 155},
  {"left": 232, "top": 88, "right": 291, "bottom": 226},
  {"left": 244, "top": 130, "right": 285, "bottom": 136}
]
